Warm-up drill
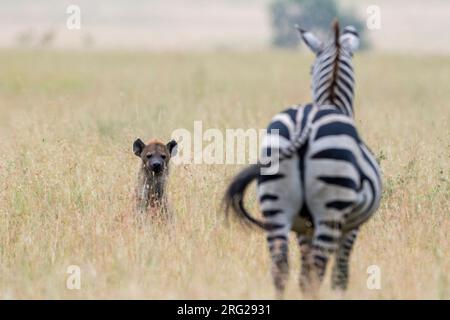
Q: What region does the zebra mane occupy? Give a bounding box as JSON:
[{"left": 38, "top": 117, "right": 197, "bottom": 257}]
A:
[
  {"left": 328, "top": 19, "right": 341, "bottom": 109},
  {"left": 306, "top": 20, "right": 355, "bottom": 117}
]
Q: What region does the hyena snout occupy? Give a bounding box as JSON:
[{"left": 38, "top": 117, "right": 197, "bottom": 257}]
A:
[{"left": 147, "top": 155, "right": 165, "bottom": 174}]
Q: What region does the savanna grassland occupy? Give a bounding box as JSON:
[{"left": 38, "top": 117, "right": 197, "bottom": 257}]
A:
[{"left": 0, "top": 50, "right": 448, "bottom": 299}]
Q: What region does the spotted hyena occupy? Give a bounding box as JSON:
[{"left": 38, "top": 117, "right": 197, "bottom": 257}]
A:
[{"left": 132, "top": 138, "right": 178, "bottom": 218}]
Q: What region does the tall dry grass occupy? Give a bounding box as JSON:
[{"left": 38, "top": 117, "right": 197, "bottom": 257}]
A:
[{"left": 0, "top": 50, "right": 448, "bottom": 299}]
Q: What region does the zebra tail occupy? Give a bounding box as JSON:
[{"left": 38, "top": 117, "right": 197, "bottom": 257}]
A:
[{"left": 223, "top": 164, "right": 276, "bottom": 231}]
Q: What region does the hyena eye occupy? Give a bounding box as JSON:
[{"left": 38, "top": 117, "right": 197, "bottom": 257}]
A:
[
  {"left": 161, "top": 154, "right": 167, "bottom": 160},
  {"left": 146, "top": 153, "right": 153, "bottom": 159}
]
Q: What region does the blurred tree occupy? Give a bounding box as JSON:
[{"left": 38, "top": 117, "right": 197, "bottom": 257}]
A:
[
  {"left": 15, "top": 28, "right": 34, "bottom": 47},
  {"left": 39, "top": 29, "right": 56, "bottom": 48},
  {"left": 270, "top": 0, "right": 368, "bottom": 49}
]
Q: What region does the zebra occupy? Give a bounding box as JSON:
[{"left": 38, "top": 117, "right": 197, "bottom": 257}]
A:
[{"left": 224, "top": 20, "right": 382, "bottom": 297}]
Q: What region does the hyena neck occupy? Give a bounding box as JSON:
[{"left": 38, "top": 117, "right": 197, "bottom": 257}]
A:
[{"left": 142, "top": 166, "right": 167, "bottom": 202}]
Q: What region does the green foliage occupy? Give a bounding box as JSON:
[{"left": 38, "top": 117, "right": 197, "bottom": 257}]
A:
[{"left": 270, "top": 0, "right": 368, "bottom": 49}]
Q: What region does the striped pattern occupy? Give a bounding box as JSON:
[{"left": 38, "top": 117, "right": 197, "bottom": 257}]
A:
[
  {"left": 311, "top": 41, "right": 355, "bottom": 117},
  {"left": 257, "top": 103, "right": 381, "bottom": 294},
  {"left": 224, "top": 21, "right": 382, "bottom": 297}
]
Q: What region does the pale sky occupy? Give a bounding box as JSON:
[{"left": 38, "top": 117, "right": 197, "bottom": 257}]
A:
[{"left": 0, "top": 0, "right": 449, "bottom": 53}]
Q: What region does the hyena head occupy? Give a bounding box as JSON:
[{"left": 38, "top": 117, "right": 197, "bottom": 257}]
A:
[{"left": 133, "top": 138, "right": 178, "bottom": 175}]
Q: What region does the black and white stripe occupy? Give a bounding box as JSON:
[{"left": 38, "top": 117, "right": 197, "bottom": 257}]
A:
[{"left": 224, "top": 21, "right": 382, "bottom": 296}]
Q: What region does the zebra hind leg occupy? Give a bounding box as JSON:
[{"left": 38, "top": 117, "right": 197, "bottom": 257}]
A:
[
  {"left": 267, "top": 234, "right": 289, "bottom": 298},
  {"left": 309, "top": 219, "right": 343, "bottom": 294},
  {"left": 297, "top": 234, "right": 313, "bottom": 294},
  {"left": 331, "top": 228, "right": 359, "bottom": 291}
]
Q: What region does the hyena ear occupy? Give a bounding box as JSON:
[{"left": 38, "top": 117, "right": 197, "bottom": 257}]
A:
[
  {"left": 166, "top": 139, "right": 178, "bottom": 157},
  {"left": 340, "top": 26, "right": 360, "bottom": 53},
  {"left": 133, "top": 138, "right": 145, "bottom": 157},
  {"left": 295, "top": 24, "right": 323, "bottom": 54}
]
